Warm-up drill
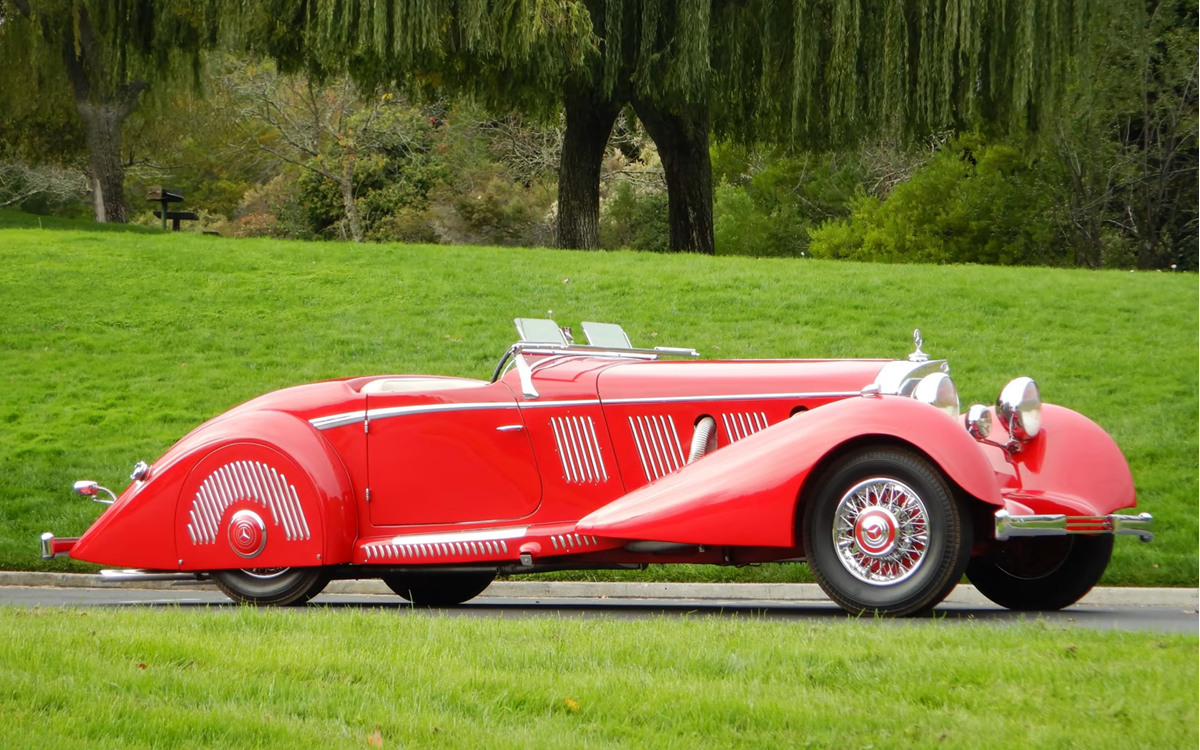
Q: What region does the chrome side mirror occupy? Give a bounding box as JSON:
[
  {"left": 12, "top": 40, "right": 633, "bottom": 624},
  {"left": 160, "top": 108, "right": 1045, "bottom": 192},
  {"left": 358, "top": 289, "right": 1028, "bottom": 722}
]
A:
[{"left": 73, "top": 480, "right": 116, "bottom": 505}]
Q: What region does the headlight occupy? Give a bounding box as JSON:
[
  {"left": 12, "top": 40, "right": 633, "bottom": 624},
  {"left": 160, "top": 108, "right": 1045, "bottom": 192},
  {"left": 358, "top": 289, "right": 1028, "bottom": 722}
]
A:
[
  {"left": 913, "top": 372, "right": 959, "bottom": 419},
  {"left": 996, "top": 377, "right": 1041, "bottom": 441},
  {"left": 964, "top": 404, "right": 992, "bottom": 439}
]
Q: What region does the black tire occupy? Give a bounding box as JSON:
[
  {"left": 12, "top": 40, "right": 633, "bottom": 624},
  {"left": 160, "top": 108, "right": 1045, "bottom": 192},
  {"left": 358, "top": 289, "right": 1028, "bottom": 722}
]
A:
[
  {"left": 802, "top": 448, "right": 971, "bottom": 617},
  {"left": 211, "top": 567, "right": 330, "bottom": 606},
  {"left": 382, "top": 571, "right": 496, "bottom": 606},
  {"left": 967, "top": 534, "right": 1113, "bottom": 611}
]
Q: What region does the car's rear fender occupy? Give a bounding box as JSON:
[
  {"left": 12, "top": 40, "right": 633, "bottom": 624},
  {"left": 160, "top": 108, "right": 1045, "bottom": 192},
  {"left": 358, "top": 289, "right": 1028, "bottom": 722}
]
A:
[
  {"left": 70, "top": 410, "right": 357, "bottom": 570},
  {"left": 576, "top": 395, "right": 1002, "bottom": 548}
]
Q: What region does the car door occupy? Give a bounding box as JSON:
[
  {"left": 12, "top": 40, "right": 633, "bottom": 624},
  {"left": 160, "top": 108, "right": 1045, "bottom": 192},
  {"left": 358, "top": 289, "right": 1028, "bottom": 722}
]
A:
[{"left": 365, "top": 379, "right": 542, "bottom": 526}]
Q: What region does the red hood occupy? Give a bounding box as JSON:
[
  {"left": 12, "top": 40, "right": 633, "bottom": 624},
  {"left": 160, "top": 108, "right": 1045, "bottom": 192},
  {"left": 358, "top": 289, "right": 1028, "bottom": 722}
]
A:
[{"left": 596, "top": 359, "right": 890, "bottom": 401}]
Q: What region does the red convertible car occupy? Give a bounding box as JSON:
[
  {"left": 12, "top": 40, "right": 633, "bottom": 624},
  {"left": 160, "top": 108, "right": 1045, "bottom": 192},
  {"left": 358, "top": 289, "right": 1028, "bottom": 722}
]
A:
[{"left": 42, "top": 319, "right": 1152, "bottom": 616}]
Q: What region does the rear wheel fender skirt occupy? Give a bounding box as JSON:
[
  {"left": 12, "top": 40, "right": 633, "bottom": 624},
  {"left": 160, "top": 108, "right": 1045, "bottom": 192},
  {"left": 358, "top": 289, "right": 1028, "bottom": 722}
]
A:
[
  {"left": 578, "top": 396, "right": 1000, "bottom": 549},
  {"left": 172, "top": 410, "right": 357, "bottom": 570}
]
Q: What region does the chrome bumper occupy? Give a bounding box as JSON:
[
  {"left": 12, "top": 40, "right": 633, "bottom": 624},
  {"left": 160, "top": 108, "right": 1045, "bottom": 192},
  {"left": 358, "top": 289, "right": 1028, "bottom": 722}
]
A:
[
  {"left": 994, "top": 510, "right": 1153, "bottom": 543},
  {"left": 40, "top": 532, "right": 77, "bottom": 559}
]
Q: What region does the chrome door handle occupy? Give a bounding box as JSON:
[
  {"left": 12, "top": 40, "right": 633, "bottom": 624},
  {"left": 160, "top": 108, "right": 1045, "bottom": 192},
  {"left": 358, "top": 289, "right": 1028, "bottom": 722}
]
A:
[{"left": 496, "top": 424, "right": 524, "bottom": 433}]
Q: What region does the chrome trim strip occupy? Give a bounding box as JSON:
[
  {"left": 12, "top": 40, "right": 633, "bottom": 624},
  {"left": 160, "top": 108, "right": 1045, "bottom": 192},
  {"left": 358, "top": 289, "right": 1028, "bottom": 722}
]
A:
[
  {"left": 311, "top": 401, "right": 522, "bottom": 430},
  {"left": 994, "top": 510, "right": 1154, "bottom": 543},
  {"left": 605, "top": 391, "right": 859, "bottom": 405},
  {"left": 722, "top": 411, "right": 769, "bottom": 443},
  {"left": 630, "top": 414, "right": 685, "bottom": 482},
  {"left": 370, "top": 402, "right": 521, "bottom": 421},
  {"left": 518, "top": 399, "right": 602, "bottom": 409},
  {"left": 565, "top": 417, "right": 590, "bottom": 481},
  {"left": 311, "top": 391, "right": 862, "bottom": 431},
  {"left": 584, "top": 417, "right": 610, "bottom": 482},
  {"left": 550, "top": 416, "right": 608, "bottom": 484},
  {"left": 186, "top": 461, "right": 311, "bottom": 546},
  {"left": 549, "top": 417, "right": 574, "bottom": 482},
  {"left": 387, "top": 526, "right": 529, "bottom": 546},
  {"left": 310, "top": 411, "right": 368, "bottom": 430}
]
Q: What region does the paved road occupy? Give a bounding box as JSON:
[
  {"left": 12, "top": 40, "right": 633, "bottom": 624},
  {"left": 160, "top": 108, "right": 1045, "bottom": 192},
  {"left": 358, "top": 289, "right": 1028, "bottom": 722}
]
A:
[{"left": 3, "top": 585, "right": 1195, "bottom": 633}]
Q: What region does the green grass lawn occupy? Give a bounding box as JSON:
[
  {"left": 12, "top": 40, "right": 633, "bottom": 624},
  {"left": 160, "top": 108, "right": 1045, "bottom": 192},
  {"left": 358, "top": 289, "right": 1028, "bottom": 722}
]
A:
[
  {"left": 0, "top": 607, "right": 1194, "bottom": 749},
  {"left": 1, "top": 211, "right": 1196, "bottom": 585}
]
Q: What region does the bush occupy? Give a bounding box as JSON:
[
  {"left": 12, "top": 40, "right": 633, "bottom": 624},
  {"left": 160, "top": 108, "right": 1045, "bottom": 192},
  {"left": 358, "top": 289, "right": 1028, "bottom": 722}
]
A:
[
  {"left": 808, "top": 135, "right": 1069, "bottom": 266},
  {"left": 600, "top": 182, "right": 669, "bottom": 252},
  {"left": 709, "top": 143, "right": 887, "bottom": 258},
  {"left": 713, "top": 184, "right": 812, "bottom": 258},
  {"left": 226, "top": 175, "right": 314, "bottom": 239},
  {"left": 443, "top": 173, "right": 554, "bottom": 247}
]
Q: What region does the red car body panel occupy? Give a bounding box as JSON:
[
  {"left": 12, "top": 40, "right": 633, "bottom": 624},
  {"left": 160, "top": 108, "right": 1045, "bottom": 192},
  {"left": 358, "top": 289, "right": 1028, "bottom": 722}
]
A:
[
  {"left": 57, "top": 343, "right": 1141, "bottom": 575},
  {"left": 72, "top": 409, "right": 356, "bottom": 571},
  {"left": 983, "top": 403, "right": 1136, "bottom": 517},
  {"left": 576, "top": 394, "right": 1003, "bottom": 548}
]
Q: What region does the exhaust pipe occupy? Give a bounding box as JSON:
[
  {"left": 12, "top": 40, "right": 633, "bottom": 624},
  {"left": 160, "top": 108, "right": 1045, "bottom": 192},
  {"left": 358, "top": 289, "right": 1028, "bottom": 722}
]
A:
[{"left": 97, "top": 569, "right": 208, "bottom": 583}]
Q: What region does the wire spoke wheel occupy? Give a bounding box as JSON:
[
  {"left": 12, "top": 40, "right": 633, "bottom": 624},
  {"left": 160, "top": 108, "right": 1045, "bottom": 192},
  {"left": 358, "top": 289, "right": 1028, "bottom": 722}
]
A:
[
  {"left": 833, "top": 479, "right": 930, "bottom": 585},
  {"left": 803, "top": 447, "right": 970, "bottom": 617}
]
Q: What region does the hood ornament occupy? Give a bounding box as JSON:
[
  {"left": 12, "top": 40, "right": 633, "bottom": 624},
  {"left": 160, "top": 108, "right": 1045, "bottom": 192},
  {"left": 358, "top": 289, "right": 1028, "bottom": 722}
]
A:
[{"left": 908, "top": 329, "right": 929, "bottom": 362}]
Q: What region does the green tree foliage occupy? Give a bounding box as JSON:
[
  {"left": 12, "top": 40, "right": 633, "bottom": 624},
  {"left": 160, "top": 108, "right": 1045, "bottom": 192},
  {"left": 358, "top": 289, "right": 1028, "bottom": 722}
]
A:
[
  {"left": 807, "top": 134, "right": 1065, "bottom": 264},
  {"left": 0, "top": 0, "right": 221, "bottom": 221},
  {"left": 587, "top": 0, "right": 1098, "bottom": 254},
  {"left": 1052, "top": 0, "right": 1197, "bottom": 270}
]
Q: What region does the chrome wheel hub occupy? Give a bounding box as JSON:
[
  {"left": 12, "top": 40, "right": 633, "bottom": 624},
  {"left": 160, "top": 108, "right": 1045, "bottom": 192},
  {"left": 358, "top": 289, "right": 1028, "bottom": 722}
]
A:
[{"left": 833, "top": 479, "right": 930, "bottom": 585}]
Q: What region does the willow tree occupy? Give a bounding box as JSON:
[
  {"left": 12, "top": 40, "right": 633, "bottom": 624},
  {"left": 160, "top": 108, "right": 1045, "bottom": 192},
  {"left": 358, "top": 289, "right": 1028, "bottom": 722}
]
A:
[
  {"left": 560, "top": 0, "right": 1100, "bottom": 254},
  {"left": 0, "top": 1, "right": 220, "bottom": 222},
  {"left": 258, "top": 1, "right": 1098, "bottom": 254}
]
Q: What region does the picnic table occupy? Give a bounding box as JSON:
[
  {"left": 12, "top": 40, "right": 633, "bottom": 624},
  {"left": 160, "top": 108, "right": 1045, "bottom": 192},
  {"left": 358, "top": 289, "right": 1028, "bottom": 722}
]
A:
[{"left": 147, "top": 186, "right": 199, "bottom": 231}]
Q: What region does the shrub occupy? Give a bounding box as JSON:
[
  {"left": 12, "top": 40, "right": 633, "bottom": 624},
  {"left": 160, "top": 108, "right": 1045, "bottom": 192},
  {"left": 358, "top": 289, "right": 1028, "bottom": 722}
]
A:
[
  {"left": 808, "top": 135, "right": 1069, "bottom": 266},
  {"left": 600, "top": 182, "right": 669, "bottom": 252}
]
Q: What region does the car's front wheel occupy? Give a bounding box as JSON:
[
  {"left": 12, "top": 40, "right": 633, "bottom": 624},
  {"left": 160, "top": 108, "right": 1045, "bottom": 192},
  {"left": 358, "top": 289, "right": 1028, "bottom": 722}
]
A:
[
  {"left": 211, "top": 567, "right": 329, "bottom": 606},
  {"left": 802, "top": 447, "right": 971, "bottom": 617},
  {"left": 967, "top": 535, "right": 1113, "bottom": 611},
  {"left": 382, "top": 571, "right": 496, "bottom": 606}
]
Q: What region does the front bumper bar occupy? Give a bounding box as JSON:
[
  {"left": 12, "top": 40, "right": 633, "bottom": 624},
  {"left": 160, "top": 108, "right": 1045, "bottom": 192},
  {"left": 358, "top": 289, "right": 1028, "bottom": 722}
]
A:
[
  {"left": 40, "top": 533, "right": 78, "bottom": 560},
  {"left": 994, "top": 510, "right": 1153, "bottom": 543}
]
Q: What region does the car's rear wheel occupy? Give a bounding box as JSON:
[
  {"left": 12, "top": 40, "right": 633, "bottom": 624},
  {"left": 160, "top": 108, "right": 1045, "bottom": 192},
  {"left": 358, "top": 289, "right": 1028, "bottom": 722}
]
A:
[
  {"left": 211, "top": 567, "right": 329, "bottom": 606},
  {"left": 382, "top": 571, "right": 496, "bottom": 606},
  {"left": 802, "top": 447, "right": 971, "bottom": 617},
  {"left": 967, "top": 534, "right": 1113, "bottom": 611}
]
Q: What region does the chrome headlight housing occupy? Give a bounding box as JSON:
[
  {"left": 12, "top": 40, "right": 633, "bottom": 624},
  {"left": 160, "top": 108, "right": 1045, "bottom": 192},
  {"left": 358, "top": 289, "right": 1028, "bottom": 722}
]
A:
[
  {"left": 996, "top": 377, "right": 1042, "bottom": 441},
  {"left": 964, "top": 404, "right": 992, "bottom": 439},
  {"left": 913, "top": 372, "right": 960, "bottom": 419}
]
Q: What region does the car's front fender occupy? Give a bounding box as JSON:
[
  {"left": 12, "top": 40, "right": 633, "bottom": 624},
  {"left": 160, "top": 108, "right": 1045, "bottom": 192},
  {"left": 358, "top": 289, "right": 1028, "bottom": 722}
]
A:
[{"left": 577, "top": 395, "right": 1002, "bottom": 548}]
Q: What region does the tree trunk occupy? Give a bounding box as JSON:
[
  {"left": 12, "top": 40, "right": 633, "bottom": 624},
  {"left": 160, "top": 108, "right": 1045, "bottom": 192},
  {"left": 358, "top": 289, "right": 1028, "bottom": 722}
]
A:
[
  {"left": 340, "top": 149, "right": 364, "bottom": 243},
  {"left": 631, "top": 99, "right": 715, "bottom": 255},
  {"left": 556, "top": 88, "right": 621, "bottom": 249},
  {"left": 54, "top": 5, "right": 147, "bottom": 225},
  {"left": 76, "top": 103, "right": 128, "bottom": 223}
]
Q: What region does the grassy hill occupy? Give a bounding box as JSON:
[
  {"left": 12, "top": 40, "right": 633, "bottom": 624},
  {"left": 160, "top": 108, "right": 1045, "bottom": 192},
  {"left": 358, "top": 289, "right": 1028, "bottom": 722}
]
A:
[{"left": 1, "top": 212, "right": 1195, "bottom": 585}]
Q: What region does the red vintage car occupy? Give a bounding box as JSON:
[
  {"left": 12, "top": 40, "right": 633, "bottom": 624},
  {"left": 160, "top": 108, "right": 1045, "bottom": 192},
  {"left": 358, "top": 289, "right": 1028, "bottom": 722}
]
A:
[{"left": 41, "top": 320, "right": 1152, "bottom": 616}]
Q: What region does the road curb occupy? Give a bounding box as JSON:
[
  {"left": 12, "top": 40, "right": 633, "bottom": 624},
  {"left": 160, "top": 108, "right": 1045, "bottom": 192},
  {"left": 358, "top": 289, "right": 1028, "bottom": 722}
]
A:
[{"left": 1, "top": 572, "right": 1195, "bottom": 607}]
